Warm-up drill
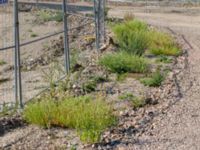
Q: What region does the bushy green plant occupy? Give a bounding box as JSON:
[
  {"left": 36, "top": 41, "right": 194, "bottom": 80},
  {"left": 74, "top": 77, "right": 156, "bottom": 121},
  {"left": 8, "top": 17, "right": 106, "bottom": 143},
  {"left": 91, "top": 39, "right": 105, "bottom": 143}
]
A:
[
  {"left": 23, "top": 96, "right": 116, "bottom": 143},
  {"left": 140, "top": 71, "right": 164, "bottom": 87},
  {"left": 99, "top": 52, "right": 149, "bottom": 74},
  {"left": 113, "top": 20, "right": 149, "bottom": 56}
]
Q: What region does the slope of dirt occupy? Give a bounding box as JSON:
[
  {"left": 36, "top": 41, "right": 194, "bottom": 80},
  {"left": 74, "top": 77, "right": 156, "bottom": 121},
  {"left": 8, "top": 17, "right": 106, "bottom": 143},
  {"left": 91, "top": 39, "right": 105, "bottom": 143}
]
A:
[{"left": 108, "top": 6, "right": 200, "bottom": 150}]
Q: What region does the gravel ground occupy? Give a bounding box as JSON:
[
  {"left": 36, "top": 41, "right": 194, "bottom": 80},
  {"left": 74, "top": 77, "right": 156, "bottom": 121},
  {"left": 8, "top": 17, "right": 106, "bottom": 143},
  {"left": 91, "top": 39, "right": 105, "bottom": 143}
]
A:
[{"left": 109, "top": 6, "right": 200, "bottom": 150}]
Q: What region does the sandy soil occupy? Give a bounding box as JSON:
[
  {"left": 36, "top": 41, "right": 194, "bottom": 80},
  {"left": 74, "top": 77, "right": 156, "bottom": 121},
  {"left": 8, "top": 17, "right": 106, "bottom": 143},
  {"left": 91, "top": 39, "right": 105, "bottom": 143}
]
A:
[{"left": 109, "top": 6, "right": 200, "bottom": 150}]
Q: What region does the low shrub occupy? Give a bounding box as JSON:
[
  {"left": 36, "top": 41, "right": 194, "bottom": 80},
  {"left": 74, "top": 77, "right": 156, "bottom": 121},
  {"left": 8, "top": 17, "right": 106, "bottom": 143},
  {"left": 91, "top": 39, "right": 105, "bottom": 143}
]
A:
[
  {"left": 99, "top": 52, "right": 149, "bottom": 74},
  {"left": 23, "top": 96, "right": 116, "bottom": 143},
  {"left": 140, "top": 71, "right": 165, "bottom": 87}
]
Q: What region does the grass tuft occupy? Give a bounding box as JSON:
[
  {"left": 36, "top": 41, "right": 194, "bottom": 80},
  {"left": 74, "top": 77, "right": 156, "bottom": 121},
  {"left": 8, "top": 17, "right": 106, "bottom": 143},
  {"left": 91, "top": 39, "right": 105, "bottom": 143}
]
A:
[
  {"left": 0, "top": 60, "right": 6, "bottom": 66},
  {"left": 119, "top": 93, "right": 146, "bottom": 108},
  {"left": 36, "top": 10, "right": 63, "bottom": 23},
  {"left": 23, "top": 96, "right": 116, "bottom": 143},
  {"left": 30, "top": 33, "right": 38, "bottom": 38},
  {"left": 156, "top": 55, "right": 173, "bottom": 63},
  {"left": 82, "top": 76, "right": 108, "bottom": 93},
  {"left": 99, "top": 52, "right": 149, "bottom": 74},
  {"left": 150, "top": 47, "right": 181, "bottom": 56}
]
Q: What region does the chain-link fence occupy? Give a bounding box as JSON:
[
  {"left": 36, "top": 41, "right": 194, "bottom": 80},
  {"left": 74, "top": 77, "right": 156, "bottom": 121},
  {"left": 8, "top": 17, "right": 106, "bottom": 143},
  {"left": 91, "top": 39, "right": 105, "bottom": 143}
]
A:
[{"left": 0, "top": 0, "right": 105, "bottom": 111}]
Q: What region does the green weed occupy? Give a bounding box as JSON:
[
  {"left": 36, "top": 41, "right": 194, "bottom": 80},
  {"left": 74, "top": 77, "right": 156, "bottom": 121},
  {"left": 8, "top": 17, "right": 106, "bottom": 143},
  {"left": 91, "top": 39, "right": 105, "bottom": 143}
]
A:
[
  {"left": 0, "top": 78, "right": 10, "bottom": 84},
  {"left": 156, "top": 55, "right": 173, "bottom": 63},
  {"left": 30, "top": 33, "right": 38, "bottom": 38},
  {"left": 140, "top": 71, "right": 165, "bottom": 87},
  {"left": 36, "top": 10, "right": 63, "bottom": 23},
  {"left": 82, "top": 81, "right": 97, "bottom": 93},
  {"left": 0, "top": 60, "right": 6, "bottom": 66},
  {"left": 116, "top": 73, "right": 128, "bottom": 81},
  {"left": 82, "top": 76, "right": 108, "bottom": 93},
  {"left": 119, "top": 93, "right": 146, "bottom": 108},
  {"left": 150, "top": 47, "right": 181, "bottom": 56}
]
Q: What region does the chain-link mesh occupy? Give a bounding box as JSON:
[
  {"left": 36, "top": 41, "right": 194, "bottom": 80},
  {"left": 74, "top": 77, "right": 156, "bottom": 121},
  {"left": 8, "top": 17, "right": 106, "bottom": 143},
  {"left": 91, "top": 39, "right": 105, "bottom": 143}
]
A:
[{"left": 0, "top": 0, "right": 15, "bottom": 110}]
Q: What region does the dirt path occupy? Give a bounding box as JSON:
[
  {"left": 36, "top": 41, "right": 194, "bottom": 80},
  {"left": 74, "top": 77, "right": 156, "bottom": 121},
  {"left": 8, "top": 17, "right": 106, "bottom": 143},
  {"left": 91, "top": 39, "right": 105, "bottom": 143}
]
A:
[{"left": 109, "top": 7, "right": 200, "bottom": 150}]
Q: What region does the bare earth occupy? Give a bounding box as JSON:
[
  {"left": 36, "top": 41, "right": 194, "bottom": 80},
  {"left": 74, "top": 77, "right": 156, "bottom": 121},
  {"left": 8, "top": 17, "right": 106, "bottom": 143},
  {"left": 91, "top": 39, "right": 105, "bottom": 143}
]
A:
[{"left": 110, "top": 6, "right": 200, "bottom": 150}]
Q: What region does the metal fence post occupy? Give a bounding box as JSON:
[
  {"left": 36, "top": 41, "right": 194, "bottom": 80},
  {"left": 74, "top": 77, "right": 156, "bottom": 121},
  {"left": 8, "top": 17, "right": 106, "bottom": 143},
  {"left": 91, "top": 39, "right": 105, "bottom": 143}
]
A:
[
  {"left": 94, "top": 0, "right": 100, "bottom": 50},
  {"left": 63, "top": 0, "right": 70, "bottom": 73},
  {"left": 14, "top": 0, "right": 23, "bottom": 109},
  {"left": 100, "top": 0, "right": 105, "bottom": 43},
  {"left": 102, "top": 0, "right": 106, "bottom": 43},
  {"left": 94, "top": 0, "right": 106, "bottom": 50},
  {"left": 13, "top": 1, "right": 18, "bottom": 108}
]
